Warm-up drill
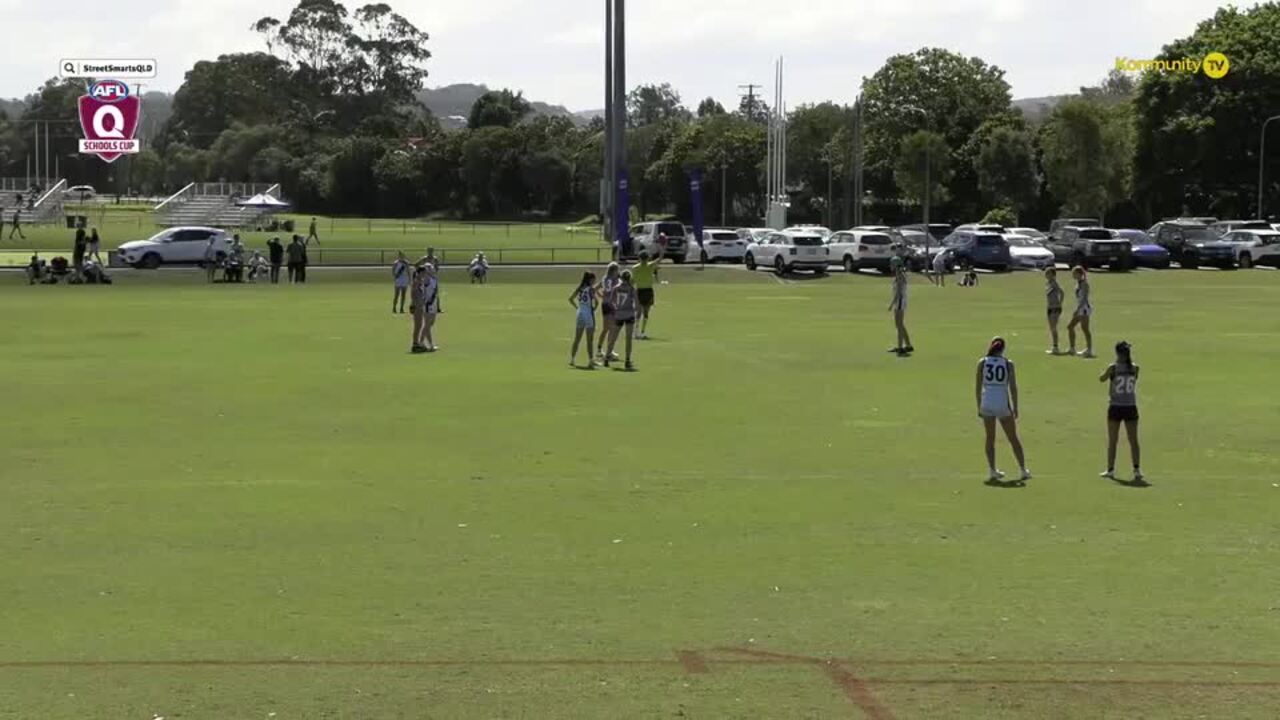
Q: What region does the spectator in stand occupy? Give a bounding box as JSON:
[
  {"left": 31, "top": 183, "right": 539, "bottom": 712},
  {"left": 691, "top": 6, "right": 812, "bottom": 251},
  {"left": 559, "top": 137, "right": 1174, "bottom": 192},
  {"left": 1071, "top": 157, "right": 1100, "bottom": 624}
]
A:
[{"left": 267, "top": 236, "right": 284, "bottom": 284}]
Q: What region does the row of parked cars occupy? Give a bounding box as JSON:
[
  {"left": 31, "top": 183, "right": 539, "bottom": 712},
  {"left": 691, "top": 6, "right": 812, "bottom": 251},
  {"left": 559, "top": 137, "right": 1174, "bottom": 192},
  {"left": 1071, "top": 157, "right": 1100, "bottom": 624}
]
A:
[{"left": 624, "top": 216, "right": 1280, "bottom": 275}]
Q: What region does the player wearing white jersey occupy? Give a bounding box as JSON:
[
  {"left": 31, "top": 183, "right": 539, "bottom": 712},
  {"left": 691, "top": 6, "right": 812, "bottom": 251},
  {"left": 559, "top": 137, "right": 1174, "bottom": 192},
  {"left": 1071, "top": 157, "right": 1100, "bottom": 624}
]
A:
[
  {"left": 974, "top": 337, "right": 1031, "bottom": 483},
  {"left": 1067, "top": 266, "right": 1095, "bottom": 358}
]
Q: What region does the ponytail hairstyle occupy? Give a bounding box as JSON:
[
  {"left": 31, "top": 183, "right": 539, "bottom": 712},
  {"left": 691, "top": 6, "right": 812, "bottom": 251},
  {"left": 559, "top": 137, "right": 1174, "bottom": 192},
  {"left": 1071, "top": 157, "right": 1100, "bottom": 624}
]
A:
[
  {"left": 987, "top": 336, "right": 1006, "bottom": 357},
  {"left": 1071, "top": 265, "right": 1088, "bottom": 282},
  {"left": 1115, "top": 340, "right": 1133, "bottom": 368}
]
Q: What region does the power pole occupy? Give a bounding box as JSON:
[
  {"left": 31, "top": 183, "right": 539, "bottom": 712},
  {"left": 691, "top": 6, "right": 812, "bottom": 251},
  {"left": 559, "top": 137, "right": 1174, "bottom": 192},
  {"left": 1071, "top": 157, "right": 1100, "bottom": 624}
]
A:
[{"left": 738, "top": 84, "right": 762, "bottom": 120}]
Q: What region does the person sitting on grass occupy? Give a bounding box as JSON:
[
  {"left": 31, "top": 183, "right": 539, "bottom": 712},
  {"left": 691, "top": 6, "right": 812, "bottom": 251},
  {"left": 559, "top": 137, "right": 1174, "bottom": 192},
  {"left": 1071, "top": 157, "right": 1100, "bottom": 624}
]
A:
[
  {"left": 469, "top": 252, "right": 489, "bottom": 284},
  {"left": 26, "top": 253, "right": 45, "bottom": 285}
]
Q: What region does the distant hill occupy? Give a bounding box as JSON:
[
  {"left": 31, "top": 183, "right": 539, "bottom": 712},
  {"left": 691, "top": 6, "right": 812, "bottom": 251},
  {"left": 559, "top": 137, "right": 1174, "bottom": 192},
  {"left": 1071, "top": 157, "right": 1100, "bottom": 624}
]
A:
[
  {"left": 416, "top": 83, "right": 581, "bottom": 129},
  {"left": 1013, "top": 95, "right": 1070, "bottom": 122}
]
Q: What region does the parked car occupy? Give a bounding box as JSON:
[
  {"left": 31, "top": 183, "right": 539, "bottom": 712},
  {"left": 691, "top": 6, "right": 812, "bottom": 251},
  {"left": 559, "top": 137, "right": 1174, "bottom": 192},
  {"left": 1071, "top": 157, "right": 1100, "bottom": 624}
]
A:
[
  {"left": 1210, "top": 219, "right": 1272, "bottom": 236},
  {"left": 1007, "top": 227, "right": 1048, "bottom": 241},
  {"left": 783, "top": 224, "right": 832, "bottom": 239},
  {"left": 117, "top": 226, "right": 231, "bottom": 269},
  {"left": 826, "top": 230, "right": 897, "bottom": 273},
  {"left": 1048, "top": 226, "right": 1132, "bottom": 270},
  {"left": 850, "top": 224, "right": 892, "bottom": 233},
  {"left": 889, "top": 228, "right": 931, "bottom": 270},
  {"left": 745, "top": 230, "right": 829, "bottom": 274},
  {"left": 1115, "top": 229, "right": 1171, "bottom": 269},
  {"left": 1149, "top": 220, "right": 1234, "bottom": 268},
  {"left": 944, "top": 231, "right": 1013, "bottom": 271},
  {"left": 64, "top": 184, "right": 96, "bottom": 200},
  {"left": 1048, "top": 217, "right": 1101, "bottom": 241},
  {"left": 737, "top": 228, "right": 775, "bottom": 244},
  {"left": 1221, "top": 229, "right": 1280, "bottom": 268},
  {"left": 687, "top": 228, "right": 747, "bottom": 263},
  {"left": 901, "top": 223, "right": 954, "bottom": 244},
  {"left": 628, "top": 221, "right": 687, "bottom": 262},
  {"left": 956, "top": 223, "right": 1007, "bottom": 234},
  {"left": 1003, "top": 234, "right": 1054, "bottom": 270}
]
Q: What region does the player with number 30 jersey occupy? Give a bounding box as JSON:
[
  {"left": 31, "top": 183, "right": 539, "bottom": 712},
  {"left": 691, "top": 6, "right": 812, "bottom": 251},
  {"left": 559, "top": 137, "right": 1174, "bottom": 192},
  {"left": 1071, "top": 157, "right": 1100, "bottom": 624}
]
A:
[{"left": 974, "top": 337, "right": 1031, "bottom": 483}]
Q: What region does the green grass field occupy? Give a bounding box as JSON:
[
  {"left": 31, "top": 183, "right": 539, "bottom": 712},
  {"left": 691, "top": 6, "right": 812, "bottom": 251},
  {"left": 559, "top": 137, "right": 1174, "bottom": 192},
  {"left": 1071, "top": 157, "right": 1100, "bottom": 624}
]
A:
[
  {"left": 4, "top": 207, "right": 607, "bottom": 265},
  {"left": 2, "top": 265, "right": 1279, "bottom": 719}
]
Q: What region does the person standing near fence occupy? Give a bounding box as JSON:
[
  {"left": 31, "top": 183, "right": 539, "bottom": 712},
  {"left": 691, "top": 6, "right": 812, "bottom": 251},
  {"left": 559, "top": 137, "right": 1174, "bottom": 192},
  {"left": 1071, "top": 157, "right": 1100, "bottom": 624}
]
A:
[
  {"left": 87, "top": 228, "right": 103, "bottom": 265},
  {"left": 286, "top": 235, "right": 305, "bottom": 283},
  {"left": 392, "top": 251, "right": 410, "bottom": 314},
  {"left": 72, "top": 226, "right": 87, "bottom": 274},
  {"left": 267, "top": 236, "right": 284, "bottom": 284},
  {"left": 307, "top": 216, "right": 320, "bottom": 243},
  {"left": 300, "top": 232, "right": 316, "bottom": 282}
]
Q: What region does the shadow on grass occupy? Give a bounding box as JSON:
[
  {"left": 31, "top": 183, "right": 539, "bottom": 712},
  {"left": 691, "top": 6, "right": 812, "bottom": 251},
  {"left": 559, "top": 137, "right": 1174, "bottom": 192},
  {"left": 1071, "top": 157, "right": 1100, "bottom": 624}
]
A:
[
  {"left": 984, "top": 478, "right": 1027, "bottom": 489},
  {"left": 1110, "top": 476, "right": 1152, "bottom": 488}
]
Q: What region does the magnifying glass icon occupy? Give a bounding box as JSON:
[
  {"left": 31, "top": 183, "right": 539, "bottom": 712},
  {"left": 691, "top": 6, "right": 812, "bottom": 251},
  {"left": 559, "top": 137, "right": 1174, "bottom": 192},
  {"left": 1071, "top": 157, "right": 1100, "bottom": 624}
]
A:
[{"left": 63, "top": 61, "right": 76, "bottom": 74}]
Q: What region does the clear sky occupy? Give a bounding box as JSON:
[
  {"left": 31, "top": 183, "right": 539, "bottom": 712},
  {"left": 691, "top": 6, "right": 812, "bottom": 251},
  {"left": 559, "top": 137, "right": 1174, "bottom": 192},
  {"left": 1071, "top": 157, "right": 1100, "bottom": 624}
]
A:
[{"left": 2, "top": 0, "right": 1231, "bottom": 108}]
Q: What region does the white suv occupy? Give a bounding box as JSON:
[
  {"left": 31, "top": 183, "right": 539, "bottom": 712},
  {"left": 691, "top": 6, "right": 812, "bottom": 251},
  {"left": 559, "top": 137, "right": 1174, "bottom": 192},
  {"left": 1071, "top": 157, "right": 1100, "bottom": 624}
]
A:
[
  {"left": 827, "top": 230, "right": 896, "bottom": 273},
  {"left": 628, "top": 221, "right": 687, "bottom": 262},
  {"left": 116, "top": 226, "right": 231, "bottom": 269},
  {"left": 1221, "top": 229, "right": 1280, "bottom": 268},
  {"left": 744, "top": 230, "right": 829, "bottom": 274},
  {"left": 687, "top": 228, "right": 747, "bottom": 262}
]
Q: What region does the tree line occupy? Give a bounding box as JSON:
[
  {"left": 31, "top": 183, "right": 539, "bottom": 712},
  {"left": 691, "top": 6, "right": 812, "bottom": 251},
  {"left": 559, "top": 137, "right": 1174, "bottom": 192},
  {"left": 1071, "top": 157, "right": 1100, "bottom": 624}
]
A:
[{"left": 0, "top": 1, "right": 1278, "bottom": 227}]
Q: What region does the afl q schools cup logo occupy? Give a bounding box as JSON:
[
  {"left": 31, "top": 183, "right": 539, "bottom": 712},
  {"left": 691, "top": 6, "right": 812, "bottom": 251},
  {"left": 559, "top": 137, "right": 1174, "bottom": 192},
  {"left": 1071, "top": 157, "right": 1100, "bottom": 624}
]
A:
[{"left": 78, "top": 79, "right": 141, "bottom": 163}]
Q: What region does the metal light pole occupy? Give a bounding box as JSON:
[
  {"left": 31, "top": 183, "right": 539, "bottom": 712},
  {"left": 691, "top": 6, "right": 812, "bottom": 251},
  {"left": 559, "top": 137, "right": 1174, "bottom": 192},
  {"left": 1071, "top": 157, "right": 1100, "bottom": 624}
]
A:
[
  {"left": 603, "top": 0, "right": 614, "bottom": 242},
  {"left": 1257, "top": 115, "right": 1280, "bottom": 219}
]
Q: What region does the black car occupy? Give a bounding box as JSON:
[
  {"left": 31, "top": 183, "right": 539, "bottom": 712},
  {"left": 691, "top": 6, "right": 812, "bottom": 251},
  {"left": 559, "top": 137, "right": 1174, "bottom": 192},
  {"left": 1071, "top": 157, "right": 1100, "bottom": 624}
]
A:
[
  {"left": 1149, "top": 221, "right": 1234, "bottom": 269},
  {"left": 1048, "top": 227, "right": 1132, "bottom": 270}
]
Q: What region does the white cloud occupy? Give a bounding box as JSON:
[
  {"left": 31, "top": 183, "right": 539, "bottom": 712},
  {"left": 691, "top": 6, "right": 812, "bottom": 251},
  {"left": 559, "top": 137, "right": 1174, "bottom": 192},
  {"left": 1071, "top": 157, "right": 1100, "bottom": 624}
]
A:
[{"left": 0, "top": 0, "right": 1230, "bottom": 111}]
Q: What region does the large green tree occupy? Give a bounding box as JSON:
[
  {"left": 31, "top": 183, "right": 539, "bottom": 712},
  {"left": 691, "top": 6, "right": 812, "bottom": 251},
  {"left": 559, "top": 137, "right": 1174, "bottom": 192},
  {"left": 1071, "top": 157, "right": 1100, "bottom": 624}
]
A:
[
  {"left": 861, "top": 48, "right": 1012, "bottom": 217},
  {"left": 467, "top": 89, "right": 532, "bottom": 130},
  {"left": 975, "top": 126, "right": 1038, "bottom": 212},
  {"left": 1041, "top": 98, "right": 1134, "bottom": 219},
  {"left": 627, "top": 83, "right": 689, "bottom": 127},
  {"left": 165, "top": 53, "right": 293, "bottom": 149},
  {"left": 894, "top": 130, "right": 952, "bottom": 207},
  {"left": 1133, "top": 4, "right": 1280, "bottom": 219}
]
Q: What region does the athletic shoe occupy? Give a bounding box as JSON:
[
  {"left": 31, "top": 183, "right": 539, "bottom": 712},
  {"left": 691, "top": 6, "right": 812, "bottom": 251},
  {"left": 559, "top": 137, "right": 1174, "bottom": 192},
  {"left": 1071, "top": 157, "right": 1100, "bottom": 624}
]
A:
[
  {"left": 1019, "top": 469, "right": 1032, "bottom": 481},
  {"left": 1100, "top": 469, "right": 1116, "bottom": 480},
  {"left": 411, "top": 345, "right": 427, "bottom": 354},
  {"left": 1067, "top": 348, "right": 1078, "bottom": 356},
  {"left": 569, "top": 360, "right": 576, "bottom": 368},
  {"left": 988, "top": 469, "right": 1005, "bottom": 482},
  {"left": 903, "top": 345, "right": 915, "bottom": 353},
  {"left": 1082, "top": 350, "right": 1096, "bottom": 359},
  {"left": 625, "top": 361, "right": 635, "bottom": 371},
  {"left": 609, "top": 352, "right": 621, "bottom": 361},
  {"left": 1133, "top": 469, "right": 1144, "bottom": 482},
  {"left": 588, "top": 361, "right": 597, "bottom": 370},
  {"left": 1046, "top": 348, "right": 1060, "bottom": 355}
]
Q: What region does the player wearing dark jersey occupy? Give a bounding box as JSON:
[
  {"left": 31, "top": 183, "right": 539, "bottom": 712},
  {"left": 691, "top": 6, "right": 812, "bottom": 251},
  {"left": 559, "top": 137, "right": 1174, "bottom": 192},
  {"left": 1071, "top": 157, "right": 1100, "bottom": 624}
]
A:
[{"left": 1099, "top": 340, "right": 1142, "bottom": 482}]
